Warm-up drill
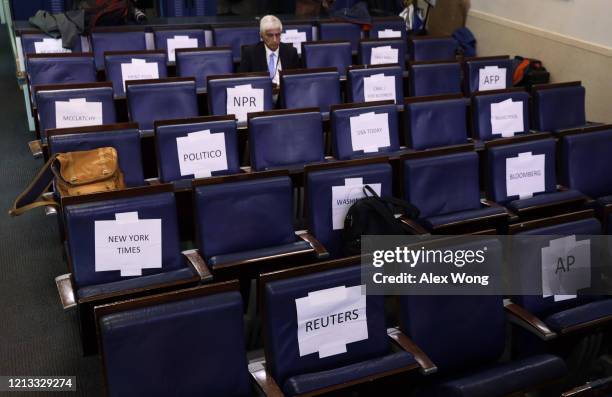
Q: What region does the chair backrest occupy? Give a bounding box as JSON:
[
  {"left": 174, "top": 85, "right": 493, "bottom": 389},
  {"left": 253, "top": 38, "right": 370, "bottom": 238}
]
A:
[
  {"left": 155, "top": 116, "right": 241, "bottom": 183},
  {"left": 318, "top": 22, "right": 362, "bottom": 52},
  {"left": 98, "top": 285, "right": 252, "bottom": 397},
  {"left": 126, "top": 78, "right": 198, "bottom": 132},
  {"left": 193, "top": 174, "right": 296, "bottom": 261},
  {"left": 104, "top": 50, "right": 168, "bottom": 97},
  {"left": 280, "top": 68, "right": 341, "bottom": 114},
  {"left": 35, "top": 82, "right": 117, "bottom": 142},
  {"left": 485, "top": 137, "right": 558, "bottom": 204},
  {"left": 153, "top": 29, "right": 206, "bottom": 63},
  {"left": 64, "top": 187, "right": 183, "bottom": 289},
  {"left": 463, "top": 56, "right": 513, "bottom": 94},
  {"left": 206, "top": 73, "right": 274, "bottom": 123},
  {"left": 471, "top": 89, "right": 530, "bottom": 141},
  {"left": 409, "top": 61, "right": 462, "bottom": 97},
  {"left": 302, "top": 41, "right": 352, "bottom": 78},
  {"left": 559, "top": 127, "right": 612, "bottom": 199},
  {"left": 90, "top": 30, "right": 147, "bottom": 70},
  {"left": 404, "top": 95, "right": 469, "bottom": 150},
  {"left": 532, "top": 82, "right": 586, "bottom": 132},
  {"left": 281, "top": 24, "right": 313, "bottom": 56},
  {"left": 248, "top": 109, "right": 325, "bottom": 171},
  {"left": 305, "top": 160, "right": 393, "bottom": 257},
  {"left": 331, "top": 102, "right": 399, "bottom": 160},
  {"left": 358, "top": 38, "right": 406, "bottom": 67},
  {"left": 369, "top": 18, "right": 407, "bottom": 41},
  {"left": 346, "top": 65, "right": 404, "bottom": 105},
  {"left": 263, "top": 263, "right": 389, "bottom": 389},
  {"left": 409, "top": 36, "right": 457, "bottom": 62},
  {"left": 162, "top": 0, "right": 217, "bottom": 16},
  {"left": 212, "top": 26, "right": 260, "bottom": 62},
  {"left": 403, "top": 150, "right": 481, "bottom": 218},
  {"left": 21, "top": 33, "right": 82, "bottom": 59},
  {"left": 47, "top": 123, "right": 145, "bottom": 187},
  {"left": 175, "top": 47, "right": 233, "bottom": 91}
]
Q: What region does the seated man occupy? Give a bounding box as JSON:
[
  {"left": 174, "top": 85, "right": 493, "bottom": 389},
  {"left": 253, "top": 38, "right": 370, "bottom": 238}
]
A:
[{"left": 238, "top": 15, "right": 300, "bottom": 85}]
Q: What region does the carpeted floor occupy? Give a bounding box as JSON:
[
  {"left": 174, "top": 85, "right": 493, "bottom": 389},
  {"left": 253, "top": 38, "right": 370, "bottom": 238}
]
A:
[{"left": 0, "top": 27, "right": 104, "bottom": 396}]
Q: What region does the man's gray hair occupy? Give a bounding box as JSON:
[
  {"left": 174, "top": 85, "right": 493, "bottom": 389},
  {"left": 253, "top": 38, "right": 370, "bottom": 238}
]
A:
[{"left": 260, "top": 15, "right": 282, "bottom": 34}]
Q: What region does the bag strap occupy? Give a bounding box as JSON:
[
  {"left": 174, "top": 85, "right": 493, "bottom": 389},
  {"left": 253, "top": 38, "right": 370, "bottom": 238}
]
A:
[
  {"left": 9, "top": 154, "right": 60, "bottom": 216},
  {"left": 363, "top": 185, "right": 420, "bottom": 219}
]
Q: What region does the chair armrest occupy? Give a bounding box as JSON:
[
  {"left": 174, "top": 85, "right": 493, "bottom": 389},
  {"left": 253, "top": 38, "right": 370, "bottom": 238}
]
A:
[
  {"left": 182, "top": 249, "right": 213, "bottom": 282},
  {"left": 387, "top": 327, "right": 437, "bottom": 375},
  {"left": 250, "top": 363, "right": 284, "bottom": 397},
  {"left": 561, "top": 384, "right": 592, "bottom": 397},
  {"left": 55, "top": 274, "right": 76, "bottom": 309},
  {"left": 297, "top": 231, "right": 329, "bottom": 259},
  {"left": 28, "top": 140, "right": 43, "bottom": 158},
  {"left": 397, "top": 215, "right": 429, "bottom": 235},
  {"left": 504, "top": 301, "right": 557, "bottom": 341}
]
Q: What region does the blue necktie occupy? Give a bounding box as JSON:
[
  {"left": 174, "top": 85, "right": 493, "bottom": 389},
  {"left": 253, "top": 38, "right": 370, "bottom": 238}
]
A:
[{"left": 268, "top": 53, "right": 276, "bottom": 79}]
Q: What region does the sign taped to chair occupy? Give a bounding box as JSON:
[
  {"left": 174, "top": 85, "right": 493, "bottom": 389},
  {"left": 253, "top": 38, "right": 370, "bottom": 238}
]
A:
[
  {"left": 94, "top": 212, "right": 162, "bottom": 276},
  {"left": 176, "top": 129, "right": 228, "bottom": 178},
  {"left": 541, "top": 235, "right": 591, "bottom": 302},
  {"left": 370, "top": 46, "right": 399, "bottom": 65},
  {"left": 363, "top": 73, "right": 396, "bottom": 102},
  {"left": 34, "top": 38, "right": 71, "bottom": 54},
  {"left": 120, "top": 59, "right": 160, "bottom": 91},
  {"left": 377, "top": 29, "right": 401, "bottom": 39},
  {"left": 332, "top": 178, "right": 381, "bottom": 230},
  {"left": 478, "top": 66, "right": 506, "bottom": 91},
  {"left": 505, "top": 151, "right": 545, "bottom": 199},
  {"left": 490, "top": 99, "right": 523, "bottom": 137},
  {"left": 296, "top": 284, "right": 368, "bottom": 358},
  {"left": 55, "top": 98, "right": 103, "bottom": 129},
  {"left": 281, "top": 29, "right": 307, "bottom": 55},
  {"left": 226, "top": 84, "right": 264, "bottom": 123},
  {"left": 349, "top": 112, "right": 390, "bottom": 153},
  {"left": 166, "top": 35, "right": 198, "bottom": 62}
]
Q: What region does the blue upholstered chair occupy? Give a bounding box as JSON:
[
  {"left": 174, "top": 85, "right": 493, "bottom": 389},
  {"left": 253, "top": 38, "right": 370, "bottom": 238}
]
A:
[
  {"left": 175, "top": 47, "right": 233, "bottom": 92},
  {"left": 318, "top": 22, "right": 362, "bottom": 53},
  {"left": 370, "top": 18, "right": 407, "bottom": 41},
  {"left": 532, "top": 82, "right": 591, "bottom": 133},
  {"left": 21, "top": 33, "right": 83, "bottom": 59},
  {"left": 161, "top": 0, "right": 217, "bottom": 16},
  {"left": 471, "top": 88, "right": 531, "bottom": 142},
  {"left": 330, "top": 101, "right": 400, "bottom": 160},
  {"left": 97, "top": 282, "right": 251, "bottom": 397},
  {"left": 346, "top": 65, "right": 404, "bottom": 105},
  {"left": 463, "top": 56, "right": 513, "bottom": 94},
  {"left": 248, "top": 109, "right": 325, "bottom": 171},
  {"left": 35, "top": 82, "right": 116, "bottom": 143},
  {"left": 280, "top": 68, "right": 341, "bottom": 118},
  {"left": 409, "top": 36, "right": 457, "bottom": 62},
  {"left": 402, "top": 149, "right": 507, "bottom": 233},
  {"left": 126, "top": 78, "right": 198, "bottom": 134},
  {"left": 408, "top": 61, "right": 462, "bottom": 97},
  {"left": 404, "top": 94, "right": 470, "bottom": 150},
  {"left": 358, "top": 38, "right": 406, "bottom": 67},
  {"left": 90, "top": 30, "right": 147, "bottom": 70},
  {"left": 281, "top": 24, "right": 313, "bottom": 56},
  {"left": 155, "top": 115, "right": 241, "bottom": 185},
  {"left": 153, "top": 29, "right": 206, "bottom": 64},
  {"left": 301, "top": 41, "right": 352, "bottom": 78},
  {"left": 212, "top": 26, "right": 260, "bottom": 62},
  {"left": 104, "top": 50, "right": 168, "bottom": 98}
]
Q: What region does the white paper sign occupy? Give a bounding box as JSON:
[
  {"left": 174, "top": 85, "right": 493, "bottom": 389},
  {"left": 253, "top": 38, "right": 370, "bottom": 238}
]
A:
[
  {"left": 349, "top": 112, "right": 390, "bottom": 153},
  {"left": 34, "top": 38, "right": 71, "bottom": 54},
  {"left": 541, "top": 235, "right": 591, "bottom": 302},
  {"left": 377, "top": 29, "right": 401, "bottom": 39},
  {"left": 332, "top": 178, "right": 382, "bottom": 230},
  {"left": 166, "top": 35, "right": 198, "bottom": 62},
  {"left": 94, "top": 212, "right": 162, "bottom": 277},
  {"left": 491, "top": 99, "right": 524, "bottom": 137},
  {"left": 478, "top": 66, "right": 507, "bottom": 91},
  {"left": 120, "top": 58, "right": 160, "bottom": 91},
  {"left": 176, "top": 129, "right": 228, "bottom": 178},
  {"left": 363, "top": 73, "right": 396, "bottom": 102},
  {"left": 296, "top": 285, "right": 368, "bottom": 358},
  {"left": 226, "top": 84, "right": 264, "bottom": 123},
  {"left": 55, "top": 98, "right": 103, "bottom": 129},
  {"left": 506, "top": 152, "right": 546, "bottom": 199},
  {"left": 281, "top": 29, "right": 307, "bottom": 55},
  {"left": 370, "top": 46, "right": 399, "bottom": 65}
]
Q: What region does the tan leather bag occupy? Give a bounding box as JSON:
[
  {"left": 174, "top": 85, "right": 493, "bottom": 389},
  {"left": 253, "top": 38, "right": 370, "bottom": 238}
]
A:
[{"left": 9, "top": 147, "right": 125, "bottom": 216}]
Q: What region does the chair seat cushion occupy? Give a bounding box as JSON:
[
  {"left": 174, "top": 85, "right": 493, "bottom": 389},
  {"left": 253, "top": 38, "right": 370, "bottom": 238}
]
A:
[
  {"left": 208, "top": 240, "right": 312, "bottom": 267},
  {"left": 421, "top": 354, "right": 566, "bottom": 397},
  {"left": 77, "top": 267, "right": 197, "bottom": 300},
  {"left": 544, "top": 298, "right": 612, "bottom": 332},
  {"left": 423, "top": 206, "right": 506, "bottom": 230},
  {"left": 507, "top": 189, "right": 585, "bottom": 212},
  {"left": 283, "top": 351, "right": 416, "bottom": 396}
]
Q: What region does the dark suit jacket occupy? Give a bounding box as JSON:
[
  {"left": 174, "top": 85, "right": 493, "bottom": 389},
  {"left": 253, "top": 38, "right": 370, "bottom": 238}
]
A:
[{"left": 238, "top": 42, "right": 301, "bottom": 73}]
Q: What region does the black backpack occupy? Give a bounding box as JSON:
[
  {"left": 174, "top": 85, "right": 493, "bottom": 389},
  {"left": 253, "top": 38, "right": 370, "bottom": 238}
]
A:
[
  {"left": 342, "top": 185, "right": 420, "bottom": 255},
  {"left": 75, "top": 0, "right": 131, "bottom": 31}
]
